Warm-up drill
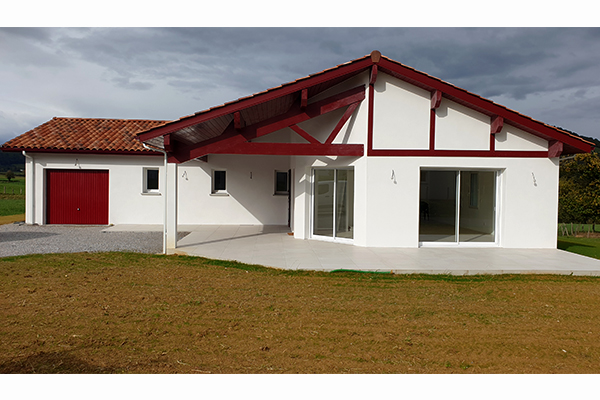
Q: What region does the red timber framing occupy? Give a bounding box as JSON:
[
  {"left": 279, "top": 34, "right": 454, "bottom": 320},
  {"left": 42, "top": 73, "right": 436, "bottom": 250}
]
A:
[
  {"left": 137, "top": 51, "right": 592, "bottom": 162},
  {"left": 366, "top": 56, "right": 593, "bottom": 157},
  {"left": 165, "top": 85, "right": 366, "bottom": 163}
]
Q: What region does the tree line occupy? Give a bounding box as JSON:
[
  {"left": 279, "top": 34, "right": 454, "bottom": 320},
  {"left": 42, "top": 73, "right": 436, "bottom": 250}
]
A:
[{"left": 559, "top": 152, "right": 600, "bottom": 225}]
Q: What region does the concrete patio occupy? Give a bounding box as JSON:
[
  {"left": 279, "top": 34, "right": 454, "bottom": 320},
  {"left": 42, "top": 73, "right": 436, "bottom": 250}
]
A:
[{"left": 104, "top": 224, "right": 600, "bottom": 276}]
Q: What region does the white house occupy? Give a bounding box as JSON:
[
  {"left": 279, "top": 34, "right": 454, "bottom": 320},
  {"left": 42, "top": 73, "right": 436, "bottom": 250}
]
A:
[{"left": 2, "top": 51, "right": 593, "bottom": 251}]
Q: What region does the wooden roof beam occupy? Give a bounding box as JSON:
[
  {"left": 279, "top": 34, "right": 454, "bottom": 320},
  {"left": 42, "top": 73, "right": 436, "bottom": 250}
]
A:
[
  {"left": 431, "top": 90, "right": 442, "bottom": 110},
  {"left": 300, "top": 89, "right": 308, "bottom": 109},
  {"left": 169, "top": 85, "right": 366, "bottom": 162},
  {"left": 234, "top": 111, "right": 244, "bottom": 130},
  {"left": 491, "top": 116, "right": 504, "bottom": 135}
]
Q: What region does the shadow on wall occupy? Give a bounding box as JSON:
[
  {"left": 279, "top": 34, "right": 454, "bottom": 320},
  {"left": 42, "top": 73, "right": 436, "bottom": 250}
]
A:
[
  {"left": 191, "top": 155, "right": 360, "bottom": 225},
  {"left": 196, "top": 158, "right": 289, "bottom": 224}
]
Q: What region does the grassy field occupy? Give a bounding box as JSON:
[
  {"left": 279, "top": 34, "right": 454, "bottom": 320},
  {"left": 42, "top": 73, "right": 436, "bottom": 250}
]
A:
[
  {"left": 2, "top": 252, "right": 600, "bottom": 374},
  {"left": 0, "top": 177, "right": 25, "bottom": 218},
  {"left": 558, "top": 237, "right": 600, "bottom": 259}
]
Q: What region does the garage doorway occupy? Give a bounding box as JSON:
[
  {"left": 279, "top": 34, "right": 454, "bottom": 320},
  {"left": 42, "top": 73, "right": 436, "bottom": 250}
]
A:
[{"left": 46, "top": 169, "right": 109, "bottom": 225}]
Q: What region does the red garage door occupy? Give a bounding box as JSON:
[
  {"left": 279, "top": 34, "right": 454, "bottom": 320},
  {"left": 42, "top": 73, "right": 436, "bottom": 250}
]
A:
[{"left": 46, "top": 169, "right": 109, "bottom": 225}]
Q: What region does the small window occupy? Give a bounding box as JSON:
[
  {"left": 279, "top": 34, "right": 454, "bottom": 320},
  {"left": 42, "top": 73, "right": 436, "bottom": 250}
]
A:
[
  {"left": 274, "top": 170, "right": 289, "bottom": 195},
  {"left": 144, "top": 168, "right": 159, "bottom": 193},
  {"left": 212, "top": 170, "right": 227, "bottom": 194}
]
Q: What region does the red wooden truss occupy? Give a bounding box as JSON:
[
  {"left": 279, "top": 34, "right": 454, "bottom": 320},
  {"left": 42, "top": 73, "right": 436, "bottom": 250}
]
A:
[
  {"left": 165, "top": 86, "right": 365, "bottom": 163},
  {"left": 137, "top": 51, "right": 593, "bottom": 162}
]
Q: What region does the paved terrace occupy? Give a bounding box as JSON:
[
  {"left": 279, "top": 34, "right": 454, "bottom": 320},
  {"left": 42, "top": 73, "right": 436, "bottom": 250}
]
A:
[{"left": 105, "top": 224, "right": 600, "bottom": 276}]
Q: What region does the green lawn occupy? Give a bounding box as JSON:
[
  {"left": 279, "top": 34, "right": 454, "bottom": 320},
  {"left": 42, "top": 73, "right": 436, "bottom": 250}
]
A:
[
  {"left": 0, "top": 178, "right": 24, "bottom": 217},
  {"left": 558, "top": 237, "right": 600, "bottom": 259}
]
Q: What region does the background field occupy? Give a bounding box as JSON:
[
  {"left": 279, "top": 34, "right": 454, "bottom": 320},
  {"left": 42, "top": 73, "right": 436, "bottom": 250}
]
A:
[
  {"left": 2, "top": 252, "right": 600, "bottom": 374},
  {"left": 0, "top": 176, "right": 24, "bottom": 218}
]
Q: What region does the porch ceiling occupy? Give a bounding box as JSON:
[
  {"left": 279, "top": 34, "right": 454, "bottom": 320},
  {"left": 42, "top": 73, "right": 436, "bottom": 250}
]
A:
[{"left": 140, "top": 60, "right": 372, "bottom": 157}]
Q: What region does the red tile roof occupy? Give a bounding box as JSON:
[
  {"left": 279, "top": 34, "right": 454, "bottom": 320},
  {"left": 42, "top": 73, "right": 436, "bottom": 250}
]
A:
[{"left": 2, "top": 117, "right": 169, "bottom": 154}]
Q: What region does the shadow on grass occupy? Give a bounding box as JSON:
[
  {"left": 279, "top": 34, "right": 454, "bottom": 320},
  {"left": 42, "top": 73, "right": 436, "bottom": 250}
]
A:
[
  {"left": 0, "top": 351, "right": 117, "bottom": 374},
  {"left": 558, "top": 238, "right": 600, "bottom": 260},
  {"left": 558, "top": 239, "right": 595, "bottom": 250}
]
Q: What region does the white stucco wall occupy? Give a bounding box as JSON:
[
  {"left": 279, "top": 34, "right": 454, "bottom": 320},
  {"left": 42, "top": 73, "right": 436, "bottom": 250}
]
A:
[
  {"left": 495, "top": 124, "right": 549, "bottom": 151},
  {"left": 177, "top": 155, "right": 291, "bottom": 225},
  {"left": 361, "top": 156, "right": 559, "bottom": 248},
  {"left": 26, "top": 153, "right": 165, "bottom": 225},
  {"left": 372, "top": 73, "right": 431, "bottom": 149},
  {"left": 435, "top": 98, "right": 491, "bottom": 151},
  {"left": 23, "top": 71, "right": 563, "bottom": 251}
]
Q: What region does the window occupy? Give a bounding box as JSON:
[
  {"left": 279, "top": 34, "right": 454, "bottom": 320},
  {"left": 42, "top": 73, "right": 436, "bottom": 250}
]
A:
[
  {"left": 143, "top": 168, "right": 159, "bottom": 193},
  {"left": 274, "top": 170, "right": 289, "bottom": 195},
  {"left": 212, "top": 170, "right": 227, "bottom": 194}
]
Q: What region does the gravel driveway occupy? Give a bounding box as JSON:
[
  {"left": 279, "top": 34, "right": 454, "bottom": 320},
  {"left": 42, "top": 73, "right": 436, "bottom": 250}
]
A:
[{"left": 0, "top": 223, "right": 165, "bottom": 257}]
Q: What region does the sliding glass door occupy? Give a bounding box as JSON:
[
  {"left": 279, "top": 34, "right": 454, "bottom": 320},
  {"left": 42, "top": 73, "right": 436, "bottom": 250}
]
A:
[
  {"left": 419, "top": 169, "right": 496, "bottom": 244},
  {"left": 313, "top": 168, "right": 354, "bottom": 241}
]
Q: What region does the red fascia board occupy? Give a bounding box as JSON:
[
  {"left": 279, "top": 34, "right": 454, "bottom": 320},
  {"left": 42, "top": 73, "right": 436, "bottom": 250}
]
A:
[
  {"left": 377, "top": 58, "right": 593, "bottom": 153},
  {"left": 209, "top": 142, "right": 364, "bottom": 156},
  {"left": 368, "top": 149, "right": 549, "bottom": 158},
  {"left": 137, "top": 58, "right": 373, "bottom": 142},
  {"left": 2, "top": 147, "right": 163, "bottom": 156}
]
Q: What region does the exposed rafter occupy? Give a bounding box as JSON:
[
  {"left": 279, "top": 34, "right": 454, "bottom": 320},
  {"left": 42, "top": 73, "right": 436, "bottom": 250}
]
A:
[
  {"left": 167, "top": 85, "right": 366, "bottom": 163},
  {"left": 491, "top": 116, "right": 504, "bottom": 135},
  {"left": 549, "top": 140, "right": 563, "bottom": 158},
  {"left": 431, "top": 90, "right": 442, "bottom": 110},
  {"left": 234, "top": 111, "right": 243, "bottom": 130},
  {"left": 369, "top": 65, "right": 378, "bottom": 86},
  {"left": 300, "top": 89, "right": 308, "bottom": 109}
]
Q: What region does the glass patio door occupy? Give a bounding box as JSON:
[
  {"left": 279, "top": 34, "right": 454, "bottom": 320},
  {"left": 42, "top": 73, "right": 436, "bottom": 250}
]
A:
[
  {"left": 313, "top": 168, "right": 354, "bottom": 241},
  {"left": 419, "top": 170, "right": 496, "bottom": 244}
]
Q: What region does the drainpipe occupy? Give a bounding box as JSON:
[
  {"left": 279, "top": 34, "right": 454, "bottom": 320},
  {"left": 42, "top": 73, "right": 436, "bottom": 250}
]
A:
[
  {"left": 22, "top": 151, "right": 35, "bottom": 224},
  {"left": 143, "top": 143, "right": 167, "bottom": 255}
]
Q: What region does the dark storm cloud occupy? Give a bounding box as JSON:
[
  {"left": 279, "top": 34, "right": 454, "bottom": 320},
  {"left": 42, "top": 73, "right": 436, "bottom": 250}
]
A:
[{"left": 1, "top": 27, "right": 599, "bottom": 144}]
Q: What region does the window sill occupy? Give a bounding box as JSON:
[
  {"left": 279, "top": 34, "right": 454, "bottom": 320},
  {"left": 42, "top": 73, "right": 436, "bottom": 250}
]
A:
[
  {"left": 210, "top": 192, "right": 230, "bottom": 197},
  {"left": 141, "top": 191, "right": 162, "bottom": 196},
  {"left": 273, "top": 192, "right": 289, "bottom": 196}
]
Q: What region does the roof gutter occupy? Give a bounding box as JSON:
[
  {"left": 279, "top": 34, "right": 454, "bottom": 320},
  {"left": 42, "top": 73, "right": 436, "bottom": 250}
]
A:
[{"left": 143, "top": 143, "right": 168, "bottom": 255}]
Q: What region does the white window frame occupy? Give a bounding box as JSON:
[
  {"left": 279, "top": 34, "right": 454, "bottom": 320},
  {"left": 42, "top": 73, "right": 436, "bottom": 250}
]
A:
[
  {"left": 142, "top": 167, "right": 160, "bottom": 194},
  {"left": 418, "top": 167, "right": 502, "bottom": 248},
  {"left": 274, "top": 170, "right": 289, "bottom": 195},
  {"left": 211, "top": 169, "right": 228, "bottom": 195}
]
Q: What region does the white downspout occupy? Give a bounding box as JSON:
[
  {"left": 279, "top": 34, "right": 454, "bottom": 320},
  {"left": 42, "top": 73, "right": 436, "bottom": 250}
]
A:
[
  {"left": 143, "top": 143, "right": 167, "bottom": 255},
  {"left": 22, "top": 151, "right": 35, "bottom": 224}
]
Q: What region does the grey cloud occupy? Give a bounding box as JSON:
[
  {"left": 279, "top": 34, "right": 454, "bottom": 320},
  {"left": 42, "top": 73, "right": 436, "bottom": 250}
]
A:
[
  {"left": 111, "top": 77, "right": 153, "bottom": 91},
  {"left": 1, "top": 27, "right": 600, "bottom": 142}
]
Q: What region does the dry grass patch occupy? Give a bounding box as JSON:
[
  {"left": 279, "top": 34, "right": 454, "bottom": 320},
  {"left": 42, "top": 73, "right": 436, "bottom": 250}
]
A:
[
  {"left": 2, "top": 252, "right": 600, "bottom": 374},
  {"left": 0, "top": 214, "right": 25, "bottom": 225}
]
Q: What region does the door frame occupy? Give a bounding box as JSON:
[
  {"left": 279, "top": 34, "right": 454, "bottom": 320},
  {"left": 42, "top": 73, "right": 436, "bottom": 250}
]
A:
[
  {"left": 419, "top": 167, "right": 501, "bottom": 247},
  {"left": 310, "top": 167, "right": 354, "bottom": 244}
]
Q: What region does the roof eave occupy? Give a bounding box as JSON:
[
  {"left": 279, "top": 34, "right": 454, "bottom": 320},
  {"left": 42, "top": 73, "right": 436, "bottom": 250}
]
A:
[{"left": 136, "top": 55, "right": 374, "bottom": 142}]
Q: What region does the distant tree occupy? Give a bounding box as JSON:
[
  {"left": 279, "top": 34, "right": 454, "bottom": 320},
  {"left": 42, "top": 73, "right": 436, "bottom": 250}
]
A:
[
  {"left": 559, "top": 153, "right": 600, "bottom": 225},
  {"left": 5, "top": 170, "right": 15, "bottom": 182}
]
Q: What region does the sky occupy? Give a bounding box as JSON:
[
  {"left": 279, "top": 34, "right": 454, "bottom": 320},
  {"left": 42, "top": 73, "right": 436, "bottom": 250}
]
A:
[{"left": 1, "top": 10, "right": 600, "bottom": 145}]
